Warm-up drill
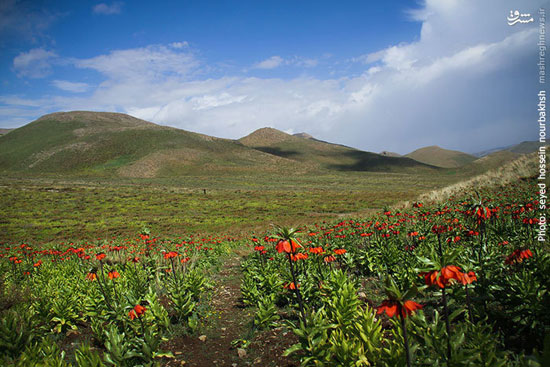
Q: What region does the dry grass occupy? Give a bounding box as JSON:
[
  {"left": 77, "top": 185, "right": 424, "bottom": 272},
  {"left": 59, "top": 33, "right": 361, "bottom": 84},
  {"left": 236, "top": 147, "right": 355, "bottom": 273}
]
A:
[{"left": 397, "top": 152, "right": 539, "bottom": 208}]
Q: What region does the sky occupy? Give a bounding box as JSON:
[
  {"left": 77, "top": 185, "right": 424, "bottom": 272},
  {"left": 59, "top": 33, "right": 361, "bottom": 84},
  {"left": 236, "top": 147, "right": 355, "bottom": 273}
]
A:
[{"left": 0, "top": 0, "right": 547, "bottom": 154}]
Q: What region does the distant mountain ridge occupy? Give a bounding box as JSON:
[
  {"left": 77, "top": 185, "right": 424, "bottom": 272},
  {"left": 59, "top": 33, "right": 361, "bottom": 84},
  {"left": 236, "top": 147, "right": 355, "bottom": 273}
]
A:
[
  {"left": 239, "top": 127, "right": 436, "bottom": 173},
  {"left": 0, "top": 111, "right": 437, "bottom": 177},
  {"left": 473, "top": 141, "right": 541, "bottom": 157}
]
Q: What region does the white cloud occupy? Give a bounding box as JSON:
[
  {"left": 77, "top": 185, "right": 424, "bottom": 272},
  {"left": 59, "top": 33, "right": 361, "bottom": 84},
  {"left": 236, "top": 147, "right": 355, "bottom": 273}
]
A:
[
  {"left": 93, "top": 2, "right": 123, "bottom": 15},
  {"left": 252, "top": 55, "right": 318, "bottom": 70},
  {"left": 51, "top": 80, "right": 90, "bottom": 93},
  {"left": 253, "top": 56, "right": 284, "bottom": 69},
  {"left": 13, "top": 48, "right": 57, "bottom": 78},
  {"left": 73, "top": 44, "right": 199, "bottom": 81},
  {"left": 1, "top": 0, "right": 544, "bottom": 154}
]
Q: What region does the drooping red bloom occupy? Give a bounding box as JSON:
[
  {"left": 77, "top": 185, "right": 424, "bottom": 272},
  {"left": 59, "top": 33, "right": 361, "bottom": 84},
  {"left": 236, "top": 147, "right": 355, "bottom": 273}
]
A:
[
  {"left": 181, "top": 257, "right": 191, "bottom": 264},
  {"left": 505, "top": 248, "right": 533, "bottom": 265},
  {"left": 475, "top": 206, "right": 491, "bottom": 222},
  {"left": 440, "top": 265, "right": 463, "bottom": 285},
  {"left": 291, "top": 252, "right": 309, "bottom": 261},
  {"left": 283, "top": 282, "right": 300, "bottom": 290},
  {"left": 86, "top": 272, "right": 97, "bottom": 281},
  {"left": 276, "top": 239, "right": 301, "bottom": 254},
  {"left": 129, "top": 256, "right": 140, "bottom": 263},
  {"left": 308, "top": 246, "right": 324, "bottom": 254},
  {"left": 334, "top": 249, "right": 347, "bottom": 255},
  {"left": 33, "top": 260, "right": 43, "bottom": 267},
  {"left": 129, "top": 304, "right": 146, "bottom": 320},
  {"left": 163, "top": 251, "right": 178, "bottom": 259},
  {"left": 108, "top": 271, "right": 120, "bottom": 280},
  {"left": 420, "top": 265, "right": 464, "bottom": 288},
  {"left": 96, "top": 253, "right": 106, "bottom": 261},
  {"left": 460, "top": 271, "right": 477, "bottom": 285},
  {"left": 377, "top": 299, "right": 422, "bottom": 318},
  {"left": 254, "top": 245, "right": 265, "bottom": 252},
  {"left": 324, "top": 255, "right": 336, "bottom": 263}
]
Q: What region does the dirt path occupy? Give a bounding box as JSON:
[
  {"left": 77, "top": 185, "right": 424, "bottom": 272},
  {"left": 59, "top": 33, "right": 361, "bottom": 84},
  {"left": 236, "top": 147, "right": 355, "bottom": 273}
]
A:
[{"left": 163, "top": 252, "right": 298, "bottom": 367}]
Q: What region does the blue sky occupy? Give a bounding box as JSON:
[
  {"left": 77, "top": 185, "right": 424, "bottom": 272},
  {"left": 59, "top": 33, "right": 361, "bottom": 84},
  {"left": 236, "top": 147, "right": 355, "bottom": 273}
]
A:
[{"left": 0, "top": 0, "right": 547, "bottom": 154}]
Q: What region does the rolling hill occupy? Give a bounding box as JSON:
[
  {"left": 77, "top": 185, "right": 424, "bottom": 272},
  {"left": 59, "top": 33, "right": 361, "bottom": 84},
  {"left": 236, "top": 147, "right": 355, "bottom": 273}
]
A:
[
  {"left": 0, "top": 111, "right": 437, "bottom": 177},
  {"left": 239, "top": 127, "right": 437, "bottom": 172},
  {"left": 405, "top": 145, "right": 477, "bottom": 168},
  {"left": 0, "top": 111, "right": 305, "bottom": 177},
  {"left": 473, "top": 140, "right": 541, "bottom": 157}
]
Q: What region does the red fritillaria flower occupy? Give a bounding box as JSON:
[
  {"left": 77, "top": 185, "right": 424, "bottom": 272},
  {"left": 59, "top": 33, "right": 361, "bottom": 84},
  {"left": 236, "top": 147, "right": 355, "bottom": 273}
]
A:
[
  {"left": 96, "top": 253, "right": 106, "bottom": 261},
  {"left": 276, "top": 239, "right": 301, "bottom": 254},
  {"left": 108, "top": 270, "right": 120, "bottom": 280},
  {"left": 334, "top": 249, "right": 347, "bottom": 255},
  {"left": 420, "top": 265, "right": 464, "bottom": 288},
  {"left": 309, "top": 246, "right": 324, "bottom": 254},
  {"left": 377, "top": 299, "right": 422, "bottom": 318},
  {"left": 254, "top": 245, "right": 265, "bottom": 252},
  {"left": 86, "top": 272, "right": 97, "bottom": 281},
  {"left": 460, "top": 271, "right": 477, "bottom": 285},
  {"left": 291, "top": 253, "right": 309, "bottom": 261},
  {"left": 163, "top": 251, "right": 178, "bottom": 259},
  {"left": 324, "top": 255, "right": 336, "bottom": 263},
  {"left": 475, "top": 206, "right": 491, "bottom": 222},
  {"left": 129, "top": 304, "right": 146, "bottom": 320},
  {"left": 283, "top": 282, "right": 300, "bottom": 290},
  {"left": 505, "top": 248, "right": 533, "bottom": 265},
  {"left": 33, "top": 260, "right": 43, "bottom": 267}
]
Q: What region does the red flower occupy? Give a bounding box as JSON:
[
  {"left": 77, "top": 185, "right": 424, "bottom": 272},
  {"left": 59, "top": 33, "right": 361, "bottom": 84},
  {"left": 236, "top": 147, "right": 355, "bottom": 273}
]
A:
[
  {"left": 460, "top": 271, "right": 477, "bottom": 285},
  {"left": 86, "top": 272, "right": 97, "bottom": 281},
  {"left": 291, "top": 253, "right": 309, "bottom": 261},
  {"left": 276, "top": 239, "right": 301, "bottom": 254},
  {"left": 108, "top": 270, "right": 120, "bottom": 280},
  {"left": 254, "top": 245, "right": 265, "bottom": 252},
  {"left": 129, "top": 304, "right": 146, "bottom": 320},
  {"left": 308, "top": 246, "right": 324, "bottom": 254},
  {"left": 33, "top": 260, "right": 42, "bottom": 267},
  {"left": 284, "top": 282, "right": 300, "bottom": 290},
  {"left": 377, "top": 299, "right": 422, "bottom": 318},
  {"left": 96, "top": 253, "right": 106, "bottom": 261},
  {"left": 505, "top": 248, "right": 533, "bottom": 265},
  {"left": 334, "top": 249, "right": 347, "bottom": 255},
  {"left": 421, "top": 265, "right": 464, "bottom": 288},
  {"left": 163, "top": 251, "right": 178, "bottom": 259},
  {"left": 324, "top": 255, "right": 336, "bottom": 263}
]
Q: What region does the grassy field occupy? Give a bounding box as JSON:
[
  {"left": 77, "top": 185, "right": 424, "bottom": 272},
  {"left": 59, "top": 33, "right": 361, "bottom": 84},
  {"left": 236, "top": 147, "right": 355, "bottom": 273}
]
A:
[{"left": 0, "top": 171, "right": 462, "bottom": 243}]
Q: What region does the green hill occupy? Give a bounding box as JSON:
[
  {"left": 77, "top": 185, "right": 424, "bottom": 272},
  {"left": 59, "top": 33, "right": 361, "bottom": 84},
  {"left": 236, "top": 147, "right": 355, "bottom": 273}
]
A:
[
  {"left": 0, "top": 111, "right": 303, "bottom": 177},
  {"left": 0, "top": 112, "right": 437, "bottom": 178},
  {"left": 239, "top": 127, "right": 437, "bottom": 173},
  {"left": 405, "top": 145, "right": 477, "bottom": 168}
]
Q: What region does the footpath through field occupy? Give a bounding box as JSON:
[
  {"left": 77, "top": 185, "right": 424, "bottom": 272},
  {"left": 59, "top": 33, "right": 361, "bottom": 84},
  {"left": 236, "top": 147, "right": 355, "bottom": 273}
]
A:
[{"left": 163, "top": 252, "right": 297, "bottom": 367}]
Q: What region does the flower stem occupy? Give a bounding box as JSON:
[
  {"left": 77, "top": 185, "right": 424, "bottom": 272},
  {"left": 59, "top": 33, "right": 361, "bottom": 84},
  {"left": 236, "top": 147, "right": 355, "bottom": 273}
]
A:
[
  {"left": 400, "top": 312, "right": 412, "bottom": 367},
  {"left": 442, "top": 287, "right": 451, "bottom": 361},
  {"left": 287, "top": 252, "right": 307, "bottom": 327}
]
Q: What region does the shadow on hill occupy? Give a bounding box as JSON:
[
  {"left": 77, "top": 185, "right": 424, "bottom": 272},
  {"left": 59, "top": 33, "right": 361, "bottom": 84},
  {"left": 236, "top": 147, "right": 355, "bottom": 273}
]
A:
[
  {"left": 326, "top": 150, "right": 438, "bottom": 172},
  {"left": 253, "top": 146, "right": 301, "bottom": 159}
]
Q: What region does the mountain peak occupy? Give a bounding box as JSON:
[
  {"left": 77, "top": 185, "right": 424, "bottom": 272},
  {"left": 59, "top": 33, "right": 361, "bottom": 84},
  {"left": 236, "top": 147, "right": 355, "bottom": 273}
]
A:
[
  {"left": 239, "top": 127, "right": 294, "bottom": 146},
  {"left": 293, "top": 132, "right": 313, "bottom": 139}
]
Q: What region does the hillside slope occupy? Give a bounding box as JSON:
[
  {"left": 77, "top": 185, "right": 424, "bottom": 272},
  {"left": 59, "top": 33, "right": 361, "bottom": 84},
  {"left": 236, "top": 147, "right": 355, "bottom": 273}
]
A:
[
  {"left": 405, "top": 145, "right": 477, "bottom": 168},
  {"left": 239, "top": 127, "right": 437, "bottom": 173},
  {"left": 0, "top": 111, "right": 302, "bottom": 177}
]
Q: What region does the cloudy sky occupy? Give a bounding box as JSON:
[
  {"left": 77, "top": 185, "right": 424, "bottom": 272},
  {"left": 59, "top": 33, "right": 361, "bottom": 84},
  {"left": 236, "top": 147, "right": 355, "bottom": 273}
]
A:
[{"left": 0, "top": 0, "right": 547, "bottom": 154}]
